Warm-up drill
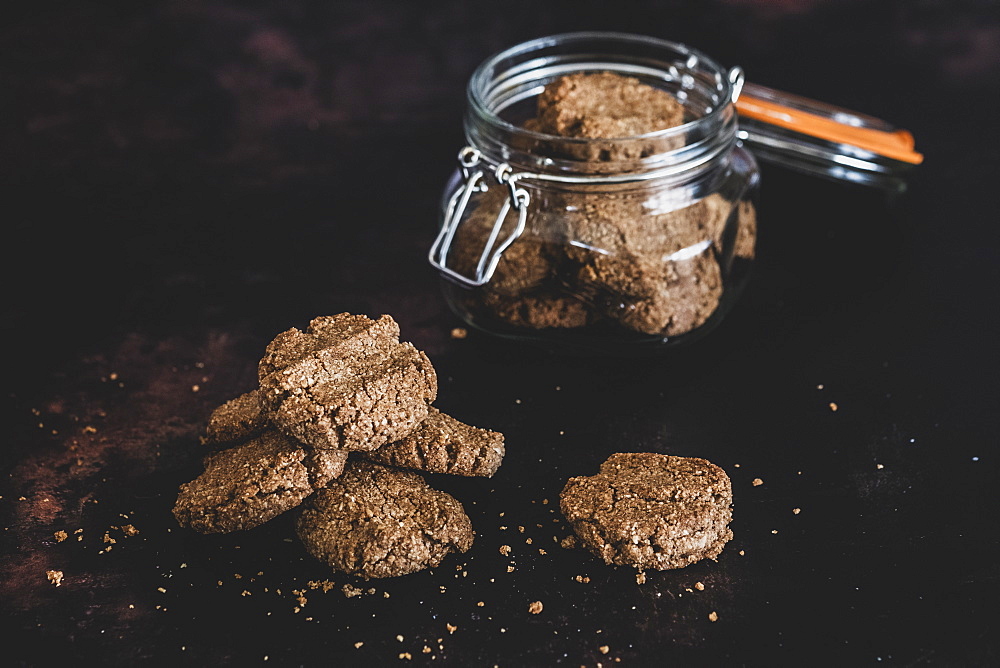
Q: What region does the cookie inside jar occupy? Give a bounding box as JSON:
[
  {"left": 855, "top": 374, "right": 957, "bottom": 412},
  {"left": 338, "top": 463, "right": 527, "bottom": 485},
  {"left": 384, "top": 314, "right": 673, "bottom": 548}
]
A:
[{"left": 437, "top": 38, "right": 759, "bottom": 354}]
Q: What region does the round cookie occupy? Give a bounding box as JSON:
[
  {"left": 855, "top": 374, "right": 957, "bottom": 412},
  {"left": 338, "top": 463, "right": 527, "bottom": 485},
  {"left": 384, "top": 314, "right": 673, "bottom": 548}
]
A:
[
  {"left": 204, "top": 389, "right": 267, "bottom": 445},
  {"left": 173, "top": 429, "right": 347, "bottom": 534},
  {"left": 296, "top": 461, "right": 474, "bottom": 579},
  {"left": 560, "top": 452, "right": 732, "bottom": 570}
]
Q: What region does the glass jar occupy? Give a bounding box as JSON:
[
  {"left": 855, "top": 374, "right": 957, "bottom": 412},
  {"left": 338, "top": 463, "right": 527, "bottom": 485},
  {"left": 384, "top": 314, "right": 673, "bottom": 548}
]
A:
[{"left": 429, "top": 32, "right": 918, "bottom": 354}]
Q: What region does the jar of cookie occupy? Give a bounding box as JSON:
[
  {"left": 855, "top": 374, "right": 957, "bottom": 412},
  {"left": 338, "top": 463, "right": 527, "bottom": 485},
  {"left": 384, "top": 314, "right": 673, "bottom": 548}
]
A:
[{"left": 429, "top": 32, "right": 921, "bottom": 354}]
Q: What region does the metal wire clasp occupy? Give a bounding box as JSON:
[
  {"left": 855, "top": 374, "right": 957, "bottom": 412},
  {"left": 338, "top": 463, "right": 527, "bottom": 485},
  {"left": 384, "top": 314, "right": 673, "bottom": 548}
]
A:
[{"left": 428, "top": 146, "right": 530, "bottom": 288}]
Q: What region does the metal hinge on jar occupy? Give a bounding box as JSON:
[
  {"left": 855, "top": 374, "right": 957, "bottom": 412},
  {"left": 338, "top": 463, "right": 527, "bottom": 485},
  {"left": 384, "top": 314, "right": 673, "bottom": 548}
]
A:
[{"left": 428, "top": 147, "right": 530, "bottom": 288}]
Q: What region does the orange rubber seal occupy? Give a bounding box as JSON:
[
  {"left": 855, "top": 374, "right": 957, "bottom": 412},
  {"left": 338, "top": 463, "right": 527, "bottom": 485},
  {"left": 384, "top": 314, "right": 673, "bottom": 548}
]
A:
[{"left": 736, "top": 93, "right": 924, "bottom": 165}]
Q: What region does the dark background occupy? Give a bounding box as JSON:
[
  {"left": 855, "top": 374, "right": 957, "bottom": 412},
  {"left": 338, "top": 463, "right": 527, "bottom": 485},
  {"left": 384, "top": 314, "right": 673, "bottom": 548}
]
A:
[{"left": 2, "top": 1, "right": 998, "bottom": 666}]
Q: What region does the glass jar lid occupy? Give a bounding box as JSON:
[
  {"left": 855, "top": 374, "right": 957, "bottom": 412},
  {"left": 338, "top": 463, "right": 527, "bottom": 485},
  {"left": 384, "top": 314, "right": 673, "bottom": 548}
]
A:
[{"left": 733, "top": 79, "right": 923, "bottom": 190}]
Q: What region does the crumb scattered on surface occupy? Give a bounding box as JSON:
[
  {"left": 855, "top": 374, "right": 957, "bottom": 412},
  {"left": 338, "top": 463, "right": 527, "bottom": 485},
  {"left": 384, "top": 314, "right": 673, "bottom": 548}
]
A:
[
  {"left": 499, "top": 545, "right": 511, "bottom": 556},
  {"left": 829, "top": 402, "right": 838, "bottom": 411},
  {"left": 342, "top": 584, "right": 363, "bottom": 598},
  {"left": 54, "top": 530, "right": 68, "bottom": 542},
  {"left": 876, "top": 463, "right": 884, "bottom": 469},
  {"left": 599, "top": 645, "right": 610, "bottom": 654},
  {"left": 792, "top": 508, "right": 801, "bottom": 515},
  {"left": 528, "top": 600, "right": 543, "bottom": 615},
  {"left": 708, "top": 611, "right": 719, "bottom": 622},
  {"left": 694, "top": 581, "right": 705, "bottom": 591},
  {"left": 635, "top": 571, "right": 646, "bottom": 585},
  {"left": 46, "top": 570, "right": 64, "bottom": 586},
  {"left": 450, "top": 328, "right": 468, "bottom": 339},
  {"left": 446, "top": 624, "right": 457, "bottom": 634},
  {"left": 751, "top": 478, "right": 763, "bottom": 487}
]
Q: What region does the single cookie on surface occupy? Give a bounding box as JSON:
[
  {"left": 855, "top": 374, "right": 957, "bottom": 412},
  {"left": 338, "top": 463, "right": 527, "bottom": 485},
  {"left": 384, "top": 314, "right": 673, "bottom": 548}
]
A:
[
  {"left": 173, "top": 430, "right": 348, "bottom": 534},
  {"left": 560, "top": 452, "right": 733, "bottom": 570},
  {"left": 296, "top": 460, "right": 474, "bottom": 579},
  {"left": 258, "top": 314, "right": 438, "bottom": 452},
  {"left": 365, "top": 406, "right": 505, "bottom": 477},
  {"left": 204, "top": 390, "right": 267, "bottom": 445}
]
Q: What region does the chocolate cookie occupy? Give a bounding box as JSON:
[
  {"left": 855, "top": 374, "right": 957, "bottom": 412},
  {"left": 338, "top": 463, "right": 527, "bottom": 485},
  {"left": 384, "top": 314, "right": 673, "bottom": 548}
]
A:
[
  {"left": 483, "top": 290, "right": 593, "bottom": 330},
  {"left": 258, "top": 314, "right": 437, "bottom": 451},
  {"left": 204, "top": 389, "right": 267, "bottom": 445},
  {"left": 366, "top": 406, "right": 505, "bottom": 477},
  {"left": 583, "top": 251, "right": 723, "bottom": 336},
  {"left": 449, "top": 186, "right": 558, "bottom": 297},
  {"left": 531, "top": 71, "right": 686, "bottom": 161},
  {"left": 173, "top": 429, "right": 348, "bottom": 534},
  {"left": 560, "top": 452, "right": 733, "bottom": 570},
  {"left": 296, "top": 461, "right": 474, "bottom": 578},
  {"left": 735, "top": 200, "right": 757, "bottom": 260},
  {"left": 257, "top": 313, "right": 401, "bottom": 381}
]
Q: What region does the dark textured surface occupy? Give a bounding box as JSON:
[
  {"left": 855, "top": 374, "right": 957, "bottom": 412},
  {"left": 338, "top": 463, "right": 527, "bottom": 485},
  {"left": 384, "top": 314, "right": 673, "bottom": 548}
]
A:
[{"left": 2, "top": 1, "right": 999, "bottom": 665}]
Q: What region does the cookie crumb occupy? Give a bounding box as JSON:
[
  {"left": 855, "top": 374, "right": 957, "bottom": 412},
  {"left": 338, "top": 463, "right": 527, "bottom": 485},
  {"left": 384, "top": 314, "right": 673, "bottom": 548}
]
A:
[
  {"left": 528, "top": 600, "right": 543, "bottom": 615},
  {"left": 574, "top": 575, "right": 590, "bottom": 583},
  {"left": 751, "top": 478, "right": 763, "bottom": 487},
  {"left": 876, "top": 463, "right": 884, "bottom": 470},
  {"left": 560, "top": 535, "right": 578, "bottom": 549},
  {"left": 354, "top": 642, "right": 364, "bottom": 649},
  {"left": 399, "top": 652, "right": 412, "bottom": 660},
  {"left": 46, "top": 570, "right": 64, "bottom": 586},
  {"left": 694, "top": 581, "right": 705, "bottom": 591},
  {"left": 739, "top": 550, "right": 745, "bottom": 556},
  {"left": 499, "top": 545, "right": 511, "bottom": 556},
  {"left": 792, "top": 508, "right": 801, "bottom": 515},
  {"left": 708, "top": 611, "right": 718, "bottom": 622},
  {"left": 599, "top": 646, "right": 610, "bottom": 654},
  {"left": 342, "top": 584, "right": 363, "bottom": 598},
  {"left": 54, "top": 530, "right": 68, "bottom": 543},
  {"left": 635, "top": 571, "right": 646, "bottom": 585},
  {"left": 450, "top": 327, "right": 467, "bottom": 339},
  {"left": 829, "top": 402, "right": 838, "bottom": 412},
  {"left": 446, "top": 624, "right": 458, "bottom": 634}
]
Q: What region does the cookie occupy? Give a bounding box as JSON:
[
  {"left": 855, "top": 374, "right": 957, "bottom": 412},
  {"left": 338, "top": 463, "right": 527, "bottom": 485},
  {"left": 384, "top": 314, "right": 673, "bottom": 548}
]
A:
[
  {"left": 449, "top": 186, "right": 557, "bottom": 297},
  {"left": 204, "top": 389, "right": 267, "bottom": 445},
  {"left": 531, "top": 71, "right": 685, "bottom": 161},
  {"left": 296, "top": 460, "right": 474, "bottom": 578},
  {"left": 582, "top": 251, "right": 723, "bottom": 336},
  {"left": 559, "top": 452, "right": 733, "bottom": 570},
  {"left": 366, "top": 406, "right": 505, "bottom": 477},
  {"left": 257, "top": 313, "right": 401, "bottom": 382},
  {"left": 258, "top": 314, "right": 437, "bottom": 451},
  {"left": 173, "top": 429, "right": 348, "bottom": 534},
  {"left": 735, "top": 200, "right": 757, "bottom": 260}
]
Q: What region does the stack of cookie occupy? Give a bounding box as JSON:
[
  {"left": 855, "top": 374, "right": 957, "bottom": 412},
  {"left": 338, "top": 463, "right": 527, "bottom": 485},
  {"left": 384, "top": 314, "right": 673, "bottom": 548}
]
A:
[{"left": 172, "top": 313, "right": 505, "bottom": 578}]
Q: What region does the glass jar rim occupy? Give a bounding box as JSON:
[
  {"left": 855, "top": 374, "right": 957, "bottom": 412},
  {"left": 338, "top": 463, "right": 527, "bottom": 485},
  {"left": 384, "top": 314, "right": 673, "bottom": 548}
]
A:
[{"left": 466, "top": 31, "right": 738, "bottom": 157}]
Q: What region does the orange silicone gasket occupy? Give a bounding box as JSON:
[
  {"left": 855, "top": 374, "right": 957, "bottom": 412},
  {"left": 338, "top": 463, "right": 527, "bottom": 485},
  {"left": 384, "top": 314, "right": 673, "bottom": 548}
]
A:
[{"left": 735, "top": 93, "right": 924, "bottom": 165}]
